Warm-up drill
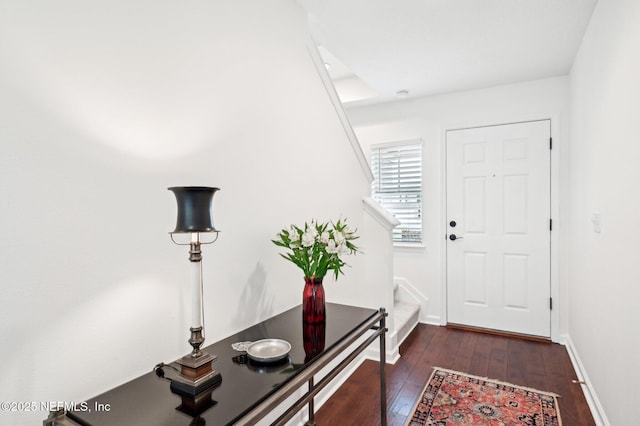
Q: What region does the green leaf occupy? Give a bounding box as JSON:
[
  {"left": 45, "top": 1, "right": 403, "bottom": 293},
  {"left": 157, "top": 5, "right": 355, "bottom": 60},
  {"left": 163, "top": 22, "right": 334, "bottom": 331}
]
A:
[{"left": 272, "top": 218, "right": 361, "bottom": 281}]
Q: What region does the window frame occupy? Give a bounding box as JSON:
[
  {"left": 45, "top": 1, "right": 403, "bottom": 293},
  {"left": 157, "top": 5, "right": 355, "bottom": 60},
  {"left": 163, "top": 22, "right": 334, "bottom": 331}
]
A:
[{"left": 370, "top": 139, "right": 423, "bottom": 245}]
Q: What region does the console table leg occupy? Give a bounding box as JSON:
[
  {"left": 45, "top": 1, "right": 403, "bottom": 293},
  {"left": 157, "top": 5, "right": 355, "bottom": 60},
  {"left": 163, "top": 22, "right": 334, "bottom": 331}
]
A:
[
  {"left": 380, "top": 308, "right": 387, "bottom": 426},
  {"left": 305, "top": 377, "right": 315, "bottom": 426}
]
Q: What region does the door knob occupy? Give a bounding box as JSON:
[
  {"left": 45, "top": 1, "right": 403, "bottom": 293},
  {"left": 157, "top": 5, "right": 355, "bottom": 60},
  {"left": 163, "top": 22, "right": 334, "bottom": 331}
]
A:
[{"left": 449, "top": 234, "right": 463, "bottom": 241}]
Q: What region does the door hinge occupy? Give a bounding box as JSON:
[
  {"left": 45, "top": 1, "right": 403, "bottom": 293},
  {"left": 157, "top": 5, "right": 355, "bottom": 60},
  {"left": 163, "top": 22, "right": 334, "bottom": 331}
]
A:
[
  {"left": 549, "top": 219, "right": 552, "bottom": 231},
  {"left": 549, "top": 137, "right": 553, "bottom": 150},
  {"left": 550, "top": 297, "right": 553, "bottom": 310}
]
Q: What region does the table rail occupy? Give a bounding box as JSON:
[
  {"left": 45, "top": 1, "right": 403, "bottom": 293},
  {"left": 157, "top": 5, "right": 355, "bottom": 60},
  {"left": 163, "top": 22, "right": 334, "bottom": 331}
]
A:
[{"left": 235, "top": 307, "right": 387, "bottom": 426}]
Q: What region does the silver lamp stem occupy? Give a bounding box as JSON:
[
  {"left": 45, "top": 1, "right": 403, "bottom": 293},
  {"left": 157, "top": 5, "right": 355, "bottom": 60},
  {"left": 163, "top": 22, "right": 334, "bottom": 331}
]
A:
[{"left": 189, "top": 233, "right": 205, "bottom": 357}]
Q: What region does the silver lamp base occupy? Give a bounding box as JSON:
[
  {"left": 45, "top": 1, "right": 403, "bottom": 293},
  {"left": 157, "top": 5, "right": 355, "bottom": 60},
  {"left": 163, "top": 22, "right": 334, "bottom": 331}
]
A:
[{"left": 170, "top": 327, "right": 222, "bottom": 397}]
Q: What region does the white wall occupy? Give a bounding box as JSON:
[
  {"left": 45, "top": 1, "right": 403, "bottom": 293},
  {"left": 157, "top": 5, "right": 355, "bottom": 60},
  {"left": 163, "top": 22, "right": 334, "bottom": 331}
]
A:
[
  {"left": 568, "top": 0, "right": 640, "bottom": 424},
  {"left": 0, "top": 1, "right": 387, "bottom": 424},
  {"left": 346, "top": 77, "right": 570, "bottom": 339}
]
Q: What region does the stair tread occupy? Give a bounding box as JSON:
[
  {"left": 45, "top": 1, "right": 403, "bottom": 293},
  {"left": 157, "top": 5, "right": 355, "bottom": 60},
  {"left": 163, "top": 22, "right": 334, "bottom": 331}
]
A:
[{"left": 393, "top": 282, "right": 421, "bottom": 345}]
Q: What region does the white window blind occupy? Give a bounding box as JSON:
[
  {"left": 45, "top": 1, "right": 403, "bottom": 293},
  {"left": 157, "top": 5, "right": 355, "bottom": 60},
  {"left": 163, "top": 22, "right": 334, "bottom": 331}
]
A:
[{"left": 371, "top": 141, "right": 423, "bottom": 243}]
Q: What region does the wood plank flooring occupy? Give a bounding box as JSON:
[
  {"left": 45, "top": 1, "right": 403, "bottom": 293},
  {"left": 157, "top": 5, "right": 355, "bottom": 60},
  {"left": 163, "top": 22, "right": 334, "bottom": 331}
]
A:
[{"left": 315, "top": 324, "right": 595, "bottom": 425}]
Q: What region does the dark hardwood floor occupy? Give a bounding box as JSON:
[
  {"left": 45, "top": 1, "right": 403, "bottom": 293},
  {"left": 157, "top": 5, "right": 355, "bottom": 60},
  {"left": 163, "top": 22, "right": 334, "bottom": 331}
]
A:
[{"left": 315, "top": 324, "right": 595, "bottom": 425}]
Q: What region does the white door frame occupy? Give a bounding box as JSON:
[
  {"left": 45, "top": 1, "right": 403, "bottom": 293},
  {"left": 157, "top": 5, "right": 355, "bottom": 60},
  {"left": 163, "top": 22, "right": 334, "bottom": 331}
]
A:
[{"left": 440, "top": 115, "right": 562, "bottom": 343}]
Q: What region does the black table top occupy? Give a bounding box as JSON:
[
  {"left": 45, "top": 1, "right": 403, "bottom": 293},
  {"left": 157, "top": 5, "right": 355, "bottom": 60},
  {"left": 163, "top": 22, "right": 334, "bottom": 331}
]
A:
[{"left": 67, "top": 303, "right": 378, "bottom": 426}]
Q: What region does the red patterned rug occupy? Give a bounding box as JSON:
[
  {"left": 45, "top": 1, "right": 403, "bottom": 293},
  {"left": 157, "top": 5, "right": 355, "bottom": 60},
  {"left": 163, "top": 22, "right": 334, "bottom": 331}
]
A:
[{"left": 406, "top": 367, "right": 562, "bottom": 425}]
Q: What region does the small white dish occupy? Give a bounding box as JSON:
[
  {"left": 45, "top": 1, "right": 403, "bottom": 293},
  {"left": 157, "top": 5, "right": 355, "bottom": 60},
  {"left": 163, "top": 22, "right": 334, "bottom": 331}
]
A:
[{"left": 246, "top": 339, "right": 291, "bottom": 363}]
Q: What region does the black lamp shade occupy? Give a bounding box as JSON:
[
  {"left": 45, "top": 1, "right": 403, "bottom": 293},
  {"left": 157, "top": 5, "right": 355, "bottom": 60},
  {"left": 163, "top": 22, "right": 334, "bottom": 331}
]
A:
[{"left": 169, "top": 186, "right": 220, "bottom": 233}]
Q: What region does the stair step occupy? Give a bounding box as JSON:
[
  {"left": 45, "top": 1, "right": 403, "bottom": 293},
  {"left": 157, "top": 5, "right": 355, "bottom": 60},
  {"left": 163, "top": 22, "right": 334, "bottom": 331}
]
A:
[{"left": 393, "top": 301, "right": 420, "bottom": 345}]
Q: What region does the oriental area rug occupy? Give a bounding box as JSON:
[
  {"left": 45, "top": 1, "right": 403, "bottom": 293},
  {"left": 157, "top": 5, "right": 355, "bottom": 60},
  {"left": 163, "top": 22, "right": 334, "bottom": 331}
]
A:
[{"left": 406, "top": 367, "right": 562, "bottom": 425}]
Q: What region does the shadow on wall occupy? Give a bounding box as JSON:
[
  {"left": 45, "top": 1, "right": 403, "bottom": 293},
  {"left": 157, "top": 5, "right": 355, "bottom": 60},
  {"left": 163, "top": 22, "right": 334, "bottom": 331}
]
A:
[{"left": 233, "top": 262, "right": 274, "bottom": 327}]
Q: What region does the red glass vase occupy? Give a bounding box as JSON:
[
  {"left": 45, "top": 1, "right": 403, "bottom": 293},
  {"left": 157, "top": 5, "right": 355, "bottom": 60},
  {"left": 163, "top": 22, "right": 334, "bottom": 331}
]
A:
[
  {"left": 302, "top": 276, "right": 326, "bottom": 323},
  {"left": 303, "top": 322, "right": 326, "bottom": 362}
]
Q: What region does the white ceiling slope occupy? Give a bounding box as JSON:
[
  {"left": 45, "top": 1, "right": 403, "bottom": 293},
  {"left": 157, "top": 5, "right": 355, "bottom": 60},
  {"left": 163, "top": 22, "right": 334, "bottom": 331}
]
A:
[{"left": 297, "top": 0, "right": 598, "bottom": 105}]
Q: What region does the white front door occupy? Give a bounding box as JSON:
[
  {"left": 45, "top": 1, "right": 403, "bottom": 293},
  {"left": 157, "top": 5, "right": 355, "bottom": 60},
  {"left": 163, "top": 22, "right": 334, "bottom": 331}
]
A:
[{"left": 446, "top": 120, "right": 551, "bottom": 337}]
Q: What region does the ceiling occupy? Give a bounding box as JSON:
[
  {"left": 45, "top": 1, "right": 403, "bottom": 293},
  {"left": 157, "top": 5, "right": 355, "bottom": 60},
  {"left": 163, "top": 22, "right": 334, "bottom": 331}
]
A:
[{"left": 296, "top": 0, "right": 598, "bottom": 105}]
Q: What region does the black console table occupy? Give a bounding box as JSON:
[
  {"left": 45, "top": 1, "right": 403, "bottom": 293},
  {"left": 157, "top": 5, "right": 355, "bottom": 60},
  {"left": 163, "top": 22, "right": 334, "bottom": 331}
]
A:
[{"left": 44, "top": 303, "right": 387, "bottom": 425}]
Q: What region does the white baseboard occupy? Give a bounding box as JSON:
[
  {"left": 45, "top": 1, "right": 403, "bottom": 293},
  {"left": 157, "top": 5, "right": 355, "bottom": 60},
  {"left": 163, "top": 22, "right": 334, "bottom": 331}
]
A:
[
  {"left": 563, "top": 334, "right": 610, "bottom": 426},
  {"left": 363, "top": 327, "right": 402, "bottom": 364},
  {"left": 423, "top": 315, "right": 442, "bottom": 326},
  {"left": 365, "top": 344, "right": 401, "bottom": 364}
]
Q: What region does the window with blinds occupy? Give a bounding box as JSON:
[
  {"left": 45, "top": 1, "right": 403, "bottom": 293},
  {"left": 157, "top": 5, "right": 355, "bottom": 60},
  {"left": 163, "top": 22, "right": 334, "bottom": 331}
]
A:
[{"left": 371, "top": 141, "right": 423, "bottom": 244}]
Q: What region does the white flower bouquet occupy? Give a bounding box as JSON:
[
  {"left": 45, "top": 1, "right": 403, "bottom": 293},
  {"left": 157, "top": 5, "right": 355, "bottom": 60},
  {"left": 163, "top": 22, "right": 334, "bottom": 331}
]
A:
[{"left": 272, "top": 219, "right": 360, "bottom": 280}]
